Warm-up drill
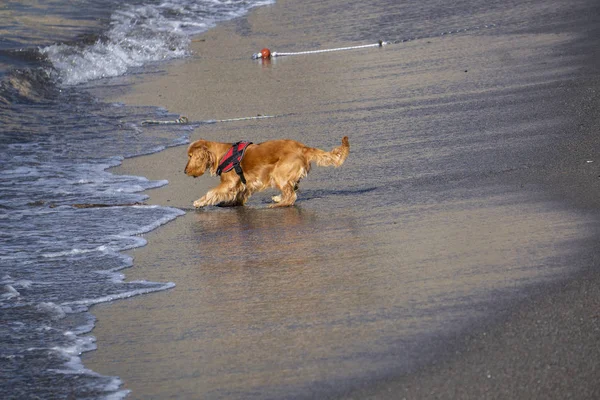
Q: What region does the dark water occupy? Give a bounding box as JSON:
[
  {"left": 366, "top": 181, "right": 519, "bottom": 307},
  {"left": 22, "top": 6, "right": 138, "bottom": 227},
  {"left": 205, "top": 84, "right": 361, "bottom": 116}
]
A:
[{"left": 0, "top": 0, "right": 272, "bottom": 398}]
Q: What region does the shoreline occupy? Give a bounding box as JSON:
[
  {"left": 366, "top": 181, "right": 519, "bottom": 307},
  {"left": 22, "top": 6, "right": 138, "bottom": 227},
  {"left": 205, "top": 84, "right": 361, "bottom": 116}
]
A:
[{"left": 85, "top": 0, "right": 600, "bottom": 398}]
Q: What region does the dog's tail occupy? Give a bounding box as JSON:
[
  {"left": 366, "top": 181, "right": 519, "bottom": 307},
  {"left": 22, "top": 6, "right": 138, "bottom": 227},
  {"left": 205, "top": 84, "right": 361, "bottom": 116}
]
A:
[{"left": 304, "top": 136, "right": 350, "bottom": 167}]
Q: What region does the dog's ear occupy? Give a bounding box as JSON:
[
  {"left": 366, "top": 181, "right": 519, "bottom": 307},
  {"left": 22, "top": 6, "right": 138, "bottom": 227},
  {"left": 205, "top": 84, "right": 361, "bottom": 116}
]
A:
[
  {"left": 186, "top": 141, "right": 212, "bottom": 177},
  {"left": 189, "top": 140, "right": 207, "bottom": 154},
  {"left": 206, "top": 150, "right": 217, "bottom": 176},
  {"left": 191, "top": 142, "right": 217, "bottom": 176}
]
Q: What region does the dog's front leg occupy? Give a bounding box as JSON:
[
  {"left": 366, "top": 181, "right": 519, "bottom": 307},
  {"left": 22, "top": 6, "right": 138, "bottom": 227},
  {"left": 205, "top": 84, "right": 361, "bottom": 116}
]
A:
[
  {"left": 193, "top": 195, "right": 212, "bottom": 208},
  {"left": 193, "top": 190, "right": 225, "bottom": 208},
  {"left": 193, "top": 184, "right": 239, "bottom": 208}
]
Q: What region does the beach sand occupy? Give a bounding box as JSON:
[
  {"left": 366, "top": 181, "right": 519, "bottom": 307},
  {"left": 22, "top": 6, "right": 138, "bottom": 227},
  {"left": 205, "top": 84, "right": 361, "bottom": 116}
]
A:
[{"left": 84, "top": 0, "right": 600, "bottom": 398}]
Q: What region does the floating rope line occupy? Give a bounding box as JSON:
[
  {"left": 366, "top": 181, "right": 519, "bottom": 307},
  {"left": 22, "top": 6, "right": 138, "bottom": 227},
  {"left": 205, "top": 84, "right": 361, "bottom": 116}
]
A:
[
  {"left": 252, "top": 40, "right": 387, "bottom": 59},
  {"left": 141, "top": 114, "right": 277, "bottom": 126}
]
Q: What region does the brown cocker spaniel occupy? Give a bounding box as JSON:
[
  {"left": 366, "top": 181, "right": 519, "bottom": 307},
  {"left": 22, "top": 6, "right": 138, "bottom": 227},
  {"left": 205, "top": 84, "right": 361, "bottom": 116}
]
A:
[{"left": 184, "top": 137, "right": 349, "bottom": 207}]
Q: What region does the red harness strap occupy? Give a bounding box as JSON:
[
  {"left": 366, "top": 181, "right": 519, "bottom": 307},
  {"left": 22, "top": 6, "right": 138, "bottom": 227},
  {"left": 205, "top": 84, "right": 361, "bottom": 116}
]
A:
[{"left": 216, "top": 141, "right": 252, "bottom": 184}]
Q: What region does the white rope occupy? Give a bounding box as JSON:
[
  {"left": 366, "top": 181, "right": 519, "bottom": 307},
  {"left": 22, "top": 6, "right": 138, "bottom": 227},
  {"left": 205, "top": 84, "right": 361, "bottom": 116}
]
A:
[
  {"left": 252, "top": 41, "right": 387, "bottom": 59},
  {"left": 213, "top": 115, "right": 277, "bottom": 123},
  {"left": 272, "top": 41, "right": 388, "bottom": 57},
  {"left": 142, "top": 114, "right": 277, "bottom": 126}
]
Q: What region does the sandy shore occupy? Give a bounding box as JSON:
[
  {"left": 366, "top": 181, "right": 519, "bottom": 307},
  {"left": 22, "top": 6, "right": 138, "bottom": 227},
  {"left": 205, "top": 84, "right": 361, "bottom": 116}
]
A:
[{"left": 85, "top": 0, "right": 600, "bottom": 398}]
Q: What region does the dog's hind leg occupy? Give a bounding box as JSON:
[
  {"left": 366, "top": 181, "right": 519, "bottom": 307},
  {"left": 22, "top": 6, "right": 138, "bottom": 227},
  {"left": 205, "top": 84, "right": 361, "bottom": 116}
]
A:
[
  {"left": 269, "top": 182, "right": 297, "bottom": 208},
  {"left": 271, "top": 181, "right": 300, "bottom": 204},
  {"left": 269, "top": 159, "right": 308, "bottom": 207}
]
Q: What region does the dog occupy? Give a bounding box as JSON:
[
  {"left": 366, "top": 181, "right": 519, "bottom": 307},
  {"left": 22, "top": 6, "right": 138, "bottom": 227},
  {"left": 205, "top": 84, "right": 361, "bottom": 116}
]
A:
[{"left": 184, "top": 136, "right": 349, "bottom": 207}]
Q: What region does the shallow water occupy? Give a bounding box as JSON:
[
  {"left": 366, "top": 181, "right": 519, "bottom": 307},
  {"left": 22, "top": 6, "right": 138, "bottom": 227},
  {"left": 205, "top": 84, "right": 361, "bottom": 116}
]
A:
[{"left": 0, "top": 0, "right": 273, "bottom": 398}]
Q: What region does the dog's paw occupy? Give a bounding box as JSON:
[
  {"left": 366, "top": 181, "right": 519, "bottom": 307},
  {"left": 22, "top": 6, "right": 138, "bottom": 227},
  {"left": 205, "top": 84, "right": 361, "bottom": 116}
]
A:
[
  {"left": 193, "top": 199, "right": 205, "bottom": 208},
  {"left": 271, "top": 195, "right": 282, "bottom": 203}
]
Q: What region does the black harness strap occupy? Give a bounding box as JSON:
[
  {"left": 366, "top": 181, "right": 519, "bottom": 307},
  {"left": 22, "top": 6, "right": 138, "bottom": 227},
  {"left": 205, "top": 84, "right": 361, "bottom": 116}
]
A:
[{"left": 216, "top": 141, "right": 252, "bottom": 184}]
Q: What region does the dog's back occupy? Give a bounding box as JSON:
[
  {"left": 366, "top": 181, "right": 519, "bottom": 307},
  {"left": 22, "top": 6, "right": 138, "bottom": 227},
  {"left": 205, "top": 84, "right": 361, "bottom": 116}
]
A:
[{"left": 243, "top": 137, "right": 349, "bottom": 168}]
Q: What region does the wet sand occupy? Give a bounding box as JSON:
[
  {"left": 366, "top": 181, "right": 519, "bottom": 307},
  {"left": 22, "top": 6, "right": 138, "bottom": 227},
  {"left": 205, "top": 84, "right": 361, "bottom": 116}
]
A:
[{"left": 85, "top": 0, "right": 600, "bottom": 398}]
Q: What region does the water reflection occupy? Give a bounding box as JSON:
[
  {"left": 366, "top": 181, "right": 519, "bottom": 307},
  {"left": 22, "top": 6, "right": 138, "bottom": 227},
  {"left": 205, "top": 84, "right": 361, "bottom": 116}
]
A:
[{"left": 158, "top": 192, "right": 589, "bottom": 397}]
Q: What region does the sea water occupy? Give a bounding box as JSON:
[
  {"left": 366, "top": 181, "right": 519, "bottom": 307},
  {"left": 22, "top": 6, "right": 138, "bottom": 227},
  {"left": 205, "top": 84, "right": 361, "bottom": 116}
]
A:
[{"left": 0, "top": 0, "right": 272, "bottom": 398}]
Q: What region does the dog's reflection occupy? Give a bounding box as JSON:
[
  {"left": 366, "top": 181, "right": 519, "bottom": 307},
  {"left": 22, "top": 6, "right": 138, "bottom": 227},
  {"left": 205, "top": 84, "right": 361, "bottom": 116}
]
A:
[
  {"left": 190, "top": 206, "right": 320, "bottom": 268},
  {"left": 185, "top": 205, "right": 377, "bottom": 326}
]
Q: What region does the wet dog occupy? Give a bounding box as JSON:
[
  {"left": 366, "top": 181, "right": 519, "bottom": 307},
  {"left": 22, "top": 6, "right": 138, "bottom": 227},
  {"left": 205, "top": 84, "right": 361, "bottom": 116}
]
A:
[{"left": 184, "top": 137, "right": 349, "bottom": 207}]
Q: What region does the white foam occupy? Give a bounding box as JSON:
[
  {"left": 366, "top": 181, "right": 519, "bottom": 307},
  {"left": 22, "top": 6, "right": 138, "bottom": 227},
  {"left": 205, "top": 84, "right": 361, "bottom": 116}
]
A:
[
  {"left": 40, "top": 0, "right": 274, "bottom": 86},
  {"left": 41, "top": 3, "right": 189, "bottom": 86},
  {"left": 62, "top": 281, "right": 176, "bottom": 309},
  {"left": 36, "top": 302, "right": 67, "bottom": 320},
  {"left": 112, "top": 236, "right": 148, "bottom": 252},
  {"left": 15, "top": 280, "right": 33, "bottom": 289},
  {"left": 1, "top": 284, "right": 20, "bottom": 300},
  {"left": 49, "top": 344, "right": 130, "bottom": 399},
  {"left": 118, "top": 206, "right": 185, "bottom": 236},
  {"left": 42, "top": 247, "right": 105, "bottom": 258}
]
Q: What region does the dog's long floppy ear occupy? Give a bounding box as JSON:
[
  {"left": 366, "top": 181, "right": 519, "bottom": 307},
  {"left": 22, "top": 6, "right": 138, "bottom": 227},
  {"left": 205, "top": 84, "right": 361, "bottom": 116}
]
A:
[
  {"left": 205, "top": 147, "right": 217, "bottom": 176},
  {"left": 186, "top": 141, "right": 216, "bottom": 177}
]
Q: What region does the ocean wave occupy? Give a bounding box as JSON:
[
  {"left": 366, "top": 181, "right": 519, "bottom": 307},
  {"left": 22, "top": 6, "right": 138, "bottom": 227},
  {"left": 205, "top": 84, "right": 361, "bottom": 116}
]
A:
[
  {"left": 0, "top": 0, "right": 272, "bottom": 398},
  {"left": 1, "top": 285, "right": 20, "bottom": 300},
  {"left": 40, "top": 0, "right": 273, "bottom": 86},
  {"left": 63, "top": 281, "right": 176, "bottom": 311},
  {"left": 0, "top": 0, "right": 273, "bottom": 105},
  {"left": 0, "top": 59, "right": 58, "bottom": 104}
]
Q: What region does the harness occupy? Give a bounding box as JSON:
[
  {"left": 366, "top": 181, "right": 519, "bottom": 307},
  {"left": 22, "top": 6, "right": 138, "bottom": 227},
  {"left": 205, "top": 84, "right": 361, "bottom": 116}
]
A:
[{"left": 216, "top": 141, "right": 253, "bottom": 184}]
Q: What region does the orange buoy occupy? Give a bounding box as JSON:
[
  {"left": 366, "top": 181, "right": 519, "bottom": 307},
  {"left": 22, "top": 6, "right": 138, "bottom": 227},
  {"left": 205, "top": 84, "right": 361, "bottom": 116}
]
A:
[{"left": 260, "top": 48, "right": 271, "bottom": 59}]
